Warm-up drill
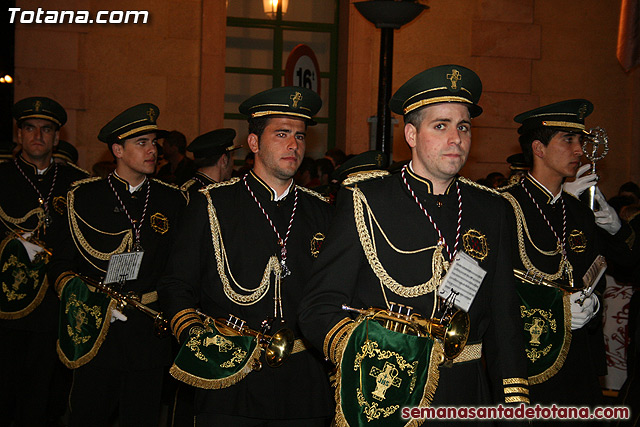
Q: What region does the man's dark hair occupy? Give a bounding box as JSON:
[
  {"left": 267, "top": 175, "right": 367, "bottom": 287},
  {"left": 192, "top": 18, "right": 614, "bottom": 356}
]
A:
[
  {"left": 619, "top": 181, "right": 640, "bottom": 200},
  {"left": 164, "top": 130, "right": 187, "bottom": 154},
  {"left": 518, "top": 128, "right": 559, "bottom": 166},
  {"left": 248, "top": 117, "right": 271, "bottom": 139},
  {"left": 194, "top": 152, "right": 227, "bottom": 168},
  {"left": 404, "top": 108, "right": 426, "bottom": 130}
]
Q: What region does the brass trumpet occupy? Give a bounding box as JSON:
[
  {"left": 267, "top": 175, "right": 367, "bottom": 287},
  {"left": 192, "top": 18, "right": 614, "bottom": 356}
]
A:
[
  {"left": 75, "top": 274, "right": 170, "bottom": 338},
  {"left": 342, "top": 301, "right": 470, "bottom": 361},
  {"left": 196, "top": 310, "right": 295, "bottom": 370}
]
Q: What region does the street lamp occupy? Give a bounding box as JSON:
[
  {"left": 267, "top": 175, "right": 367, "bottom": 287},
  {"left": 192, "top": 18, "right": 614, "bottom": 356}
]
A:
[
  {"left": 264, "top": 0, "right": 289, "bottom": 19},
  {"left": 355, "top": 0, "right": 427, "bottom": 159}
]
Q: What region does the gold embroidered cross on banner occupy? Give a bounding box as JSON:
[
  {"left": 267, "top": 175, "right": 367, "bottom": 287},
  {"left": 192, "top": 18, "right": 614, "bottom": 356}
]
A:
[{"left": 370, "top": 362, "right": 402, "bottom": 401}]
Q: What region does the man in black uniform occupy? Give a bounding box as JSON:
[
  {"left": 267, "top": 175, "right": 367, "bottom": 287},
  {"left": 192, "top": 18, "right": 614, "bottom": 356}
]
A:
[
  {"left": 181, "top": 128, "right": 240, "bottom": 198},
  {"left": 0, "top": 97, "right": 88, "bottom": 426},
  {"left": 501, "top": 100, "right": 635, "bottom": 412},
  {"left": 158, "top": 86, "right": 335, "bottom": 426},
  {"left": 47, "top": 103, "right": 186, "bottom": 426},
  {"left": 297, "top": 65, "right": 529, "bottom": 426}
]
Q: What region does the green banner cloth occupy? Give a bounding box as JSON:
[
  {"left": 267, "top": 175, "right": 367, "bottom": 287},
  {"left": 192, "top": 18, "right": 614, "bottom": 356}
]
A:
[
  {"left": 57, "top": 276, "right": 113, "bottom": 368},
  {"left": 516, "top": 279, "right": 571, "bottom": 384},
  {"left": 0, "top": 236, "right": 49, "bottom": 319},
  {"left": 336, "top": 319, "right": 443, "bottom": 427},
  {"left": 170, "top": 322, "right": 261, "bottom": 389}
]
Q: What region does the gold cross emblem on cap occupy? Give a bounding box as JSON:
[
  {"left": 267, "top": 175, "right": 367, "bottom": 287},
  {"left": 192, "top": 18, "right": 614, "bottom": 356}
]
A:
[
  {"left": 578, "top": 104, "right": 587, "bottom": 120},
  {"left": 447, "top": 69, "right": 462, "bottom": 90},
  {"left": 147, "top": 108, "right": 156, "bottom": 122},
  {"left": 290, "top": 92, "right": 303, "bottom": 108},
  {"left": 34, "top": 100, "right": 42, "bottom": 112}
]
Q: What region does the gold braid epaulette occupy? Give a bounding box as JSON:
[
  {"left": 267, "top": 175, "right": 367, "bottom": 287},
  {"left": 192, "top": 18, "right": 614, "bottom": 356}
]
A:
[
  {"left": 199, "top": 177, "right": 240, "bottom": 195},
  {"left": 70, "top": 176, "right": 101, "bottom": 188},
  {"left": 296, "top": 185, "right": 329, "bottom": 203},
  {"left": 66, "top": 162, "right": 90, "bottom": 176},
  {"left": 496, "top": 179, "right": 520, "bottom": 192},
  {"left": 342, "top": 170, "right": 390, "bottom": 187},
  {"left": 458, "top": 176, "right": 501, "bottom": 195},
  {"left": 151, "top": 178, "right": 188, "bottom": 203},
  {"left": 151, "top": 177, "right": 181, "bottom": 191},
  {"left": 181, "top": 178, "right": 196, "bottom": 192},
  {"left": 501, "top": 192, "right": 570, "bottom": 281}
]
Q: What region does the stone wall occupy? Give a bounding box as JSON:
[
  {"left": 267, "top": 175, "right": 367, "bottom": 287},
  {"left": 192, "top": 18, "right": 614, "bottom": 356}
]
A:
[{"left": 13, "top": 0, "right": 639, "bottom": 195}]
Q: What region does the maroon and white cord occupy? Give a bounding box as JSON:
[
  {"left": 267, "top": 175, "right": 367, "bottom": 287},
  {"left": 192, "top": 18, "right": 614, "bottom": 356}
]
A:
[
  {"left": 15, "top": 159, "right": 58, "bottom": 222},
  {"left": 108, "top": 174, "right": 150, "bottom": 250},
  {"left": 401, "top": 166, "right": 462, "bottom": 261},
  {"left": 521, "top": 179, "right": 567, "bottom": 255},
  {"left": 243, "top": 175, "right": 297, "bottom": 277}
]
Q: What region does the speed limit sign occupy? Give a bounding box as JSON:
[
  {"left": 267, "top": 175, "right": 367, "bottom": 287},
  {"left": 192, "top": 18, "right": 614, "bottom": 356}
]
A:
[{"left": 285, "top": 44, "right": 321, "bottom": 95}]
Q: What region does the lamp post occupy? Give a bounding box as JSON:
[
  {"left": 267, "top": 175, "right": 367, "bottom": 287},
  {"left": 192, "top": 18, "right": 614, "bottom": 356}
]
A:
[{"left": 354, "top": 0, "right": 426, "bottom": 159}]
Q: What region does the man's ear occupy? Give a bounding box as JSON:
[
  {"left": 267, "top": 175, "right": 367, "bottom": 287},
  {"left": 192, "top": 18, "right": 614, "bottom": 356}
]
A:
[
  {"left": 219, "top": 153, "right": 230, "bottom": 168},
  {"left": 404, "top": 123, "right": 417, "bottom": 149},
  {"left": 112, "top": 142, "right": 124, "bottom": 160},
  {"left": 53, "top": 131, "right": 60, "bottom": 147},
  {"left": 16, "top": 128, "right": 23, "bottom": 145},
  {"left": 532, "top": 140, "right": 545, "bottom": 159},
  {"left": 247, "top": 134, "right": 260, "bottom": 154}
]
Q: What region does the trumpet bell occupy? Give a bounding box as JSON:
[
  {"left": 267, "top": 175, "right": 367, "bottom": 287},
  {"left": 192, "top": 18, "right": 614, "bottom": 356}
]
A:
[
  {"left": 442, "top": 310, "right": 470, "bottom": 359},
  {"left": 265, "top": 327, "right": 295, "bottom": 368}
]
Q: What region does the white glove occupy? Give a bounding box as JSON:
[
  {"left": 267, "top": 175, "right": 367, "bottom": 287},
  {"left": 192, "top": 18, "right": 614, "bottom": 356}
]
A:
[
  {"left": 569, "top": 292, "right": 600, "bottom": 330},
  {"left": 593, "top": 187, "right": 622, "bottom": 235},
  {"left": 20, "top": 239, "right": 46, "bottom": 263},
  {"left": 563, "top": 164, "right": 598, "bottom": 198},
  {"left": 110, "top": 309, "right": 128, "bottom": 323}
]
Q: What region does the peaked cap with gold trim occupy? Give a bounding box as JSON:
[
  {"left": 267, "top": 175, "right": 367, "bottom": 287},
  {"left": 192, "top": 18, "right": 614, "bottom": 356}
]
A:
[
  {"left": 98, "top": 103, "right": 168, "bottom": 144},
  {"left": 514, "top": 99, "right": 593, "bottom": 135},
  {"left": 239, "top": 86, "right": 322, "bottom": 126},
  {"left": 12, "top": 96, "right": 67, "bottom": 128},
  {"left": 54, "top": 140, "right": 79, "bottom": 164},
  {"left": 332, "top": 150, "right": 388, "bottom": 183},
  {"left": 188, "top": 128, "right": 240, "bottom": 159},
  {"left": 390, "top": 64, "right": 483, "bottom": 118}
]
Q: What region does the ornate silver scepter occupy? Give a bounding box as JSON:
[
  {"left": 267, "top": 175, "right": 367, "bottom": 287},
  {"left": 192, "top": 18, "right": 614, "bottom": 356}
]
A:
[{"left": 581, "top": 127, "right": 609, "bottom": 210}]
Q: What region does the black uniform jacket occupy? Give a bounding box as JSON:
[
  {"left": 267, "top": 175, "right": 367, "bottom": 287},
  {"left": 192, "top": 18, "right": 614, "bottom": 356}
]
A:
[
  {"left": 503, "top": 175, "right": 634, "bottom": 405},
  {"left": 181, "top": 171, "right": 217, "bottom": 202},
  {"left": 158, "top": 171, "right": 335, "bottom": 419},
  {"left": 298, "top": 169, "right": 529, "bottom": 407},
  {"left": 47, "top": 174, "right": 186, "bottom": 370},
  {"left": 0, "top": 156, "right": 88, "bottom": 332}
]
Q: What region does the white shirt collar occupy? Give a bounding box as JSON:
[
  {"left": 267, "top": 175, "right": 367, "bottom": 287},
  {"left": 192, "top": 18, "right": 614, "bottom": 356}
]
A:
[
  {"left": 529, "top": 173, "right": 561, "bottom": 203},
  {"left": 273, "top": 180, "right": 294, "bottom": 201},
  {"left": 114, "top": 171, "right": 147, "bottom": 194}
]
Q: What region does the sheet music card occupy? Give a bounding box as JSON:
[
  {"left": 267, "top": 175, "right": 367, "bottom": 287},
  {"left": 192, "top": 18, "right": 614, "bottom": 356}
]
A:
[
  {"left": 104, "top": 251, "right": 144, "bottom": 284},
  {"left": 438, "top": 251, "right": 486, "bottom": 312}
]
